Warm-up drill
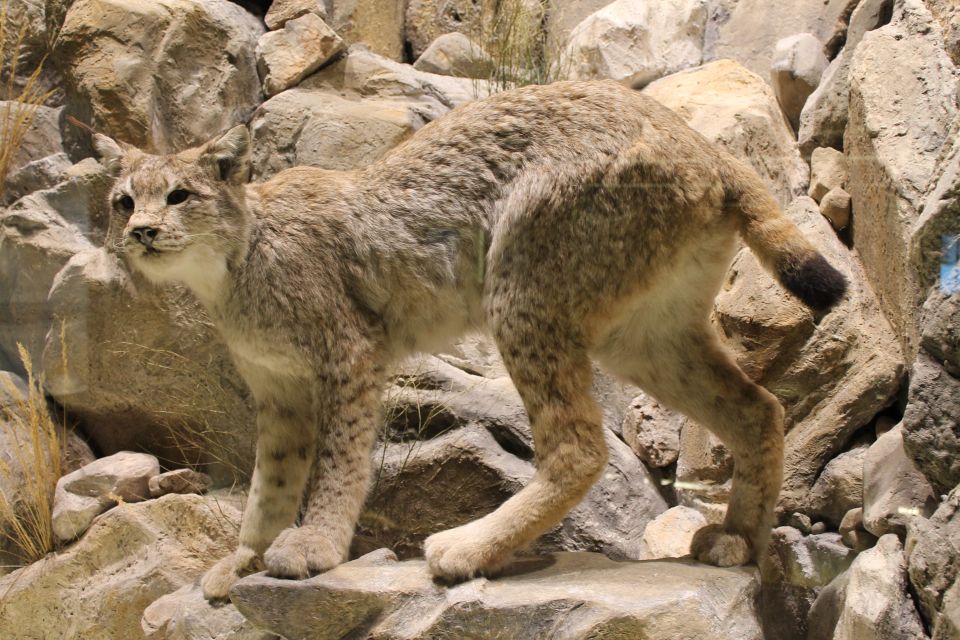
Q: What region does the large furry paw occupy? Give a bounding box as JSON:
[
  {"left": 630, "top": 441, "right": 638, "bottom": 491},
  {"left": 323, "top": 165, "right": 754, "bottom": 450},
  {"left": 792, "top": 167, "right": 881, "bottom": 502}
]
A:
[
  {"left": 690, "top": 524, "right": 753, "bottom": 567},
  {"left": 201, "top": 546, "right": 262, "bottom": 601},
  {"left": 424, "top": 521, "right": 512, "bottom": 582},
  {"left": 264, "top": 526, "right": 343, "bottom": 580}
]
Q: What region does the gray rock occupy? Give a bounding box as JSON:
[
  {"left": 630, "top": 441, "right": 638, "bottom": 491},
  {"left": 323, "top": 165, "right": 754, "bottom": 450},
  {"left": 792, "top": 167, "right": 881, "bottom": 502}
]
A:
[
  {"left": 231, "top": 549, "right": 763, "bottom": 639},
  {"left": 863, "top": 423, "right": 937, "bottom": 539},
  {"left": 413, "top": 32, "right": 494, "bottom": 79},
  {"left": 52, "top": 451, "right": 160, "bottom": 542},
  {"left": 0, "top": 103, "right": 63, "bottom": 177},
  {"left": 902, "top": 352, "right": 960, "bottom": 494},
  {"left": 620, "top": 392, "right": 684, "bottom": 468},
  {"left": 148, "top": 468, "right": 213, "bottom": 498},
  {"left": 807, "top": 569, "right": 850, "bottom": 640},
  {"left": 820, "top": 186, "right": 852, "bottom": 230},
  {"left": 770, "top": 33, "right": 828, "bottom": 131},
  {"left": 2, "top": 152, "right": 72, "bottom": 206},
  {"left": 142, "top": 584, "right": 270, "bottom": 640},
  {"left": 845, "top": 0, "right": 958, "bottom": 359},
  {"left": 840, "top": 507, "right": 878, "bottom": 552},
  {"left": 809, "top": 146, "right": 848, "bottom": 202},
  {"left": 907, "top": 485, "right": 960, "bottom": 640},
  {"left": 264, "top": 0, "right": 326, "bottom": 30},
  {"left": 919, "top": 288, "right": 960, "bottom": 376},
  {"left": 832, "top": 534, "right": 926, "bottom": 639},
  {"left": 807, "top": 442, "right": 868, "bottom": 527},
  {"left": 255, "top": 13, "right": 345, "bottom": 96},
  {"left": 561, "top": 0, "right": 708, "bottom": 88},
  {"left": 0, "top": 494, "right": 242, "bottom": 640},
  {"left": 56, "top": 0, "right": 263, "bottom": 153}
]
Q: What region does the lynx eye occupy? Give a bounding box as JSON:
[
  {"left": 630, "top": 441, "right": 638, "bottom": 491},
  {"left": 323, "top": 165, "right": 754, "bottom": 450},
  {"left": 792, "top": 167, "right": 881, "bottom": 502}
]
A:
[
  {"left": 166, "top": 189, "right": 191, "bottom": 205},
  {"left": 118, "top": 195, "right": 135, "bottom": 212}
]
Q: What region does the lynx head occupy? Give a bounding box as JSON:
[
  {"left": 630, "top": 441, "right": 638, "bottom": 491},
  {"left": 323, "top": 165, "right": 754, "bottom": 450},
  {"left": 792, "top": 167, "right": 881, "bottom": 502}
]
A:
[{"left": 94, "top": 126, "right": 252, "bottom": 297}]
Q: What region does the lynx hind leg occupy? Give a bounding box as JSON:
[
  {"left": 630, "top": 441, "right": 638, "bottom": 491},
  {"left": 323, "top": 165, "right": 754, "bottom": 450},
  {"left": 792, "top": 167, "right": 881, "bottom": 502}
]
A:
[
  {"left": 425, "top": 313, "right": 608, "bottom": 581},
  {"left": 606, "top": 326, "right": 784, "bottom": 566}
]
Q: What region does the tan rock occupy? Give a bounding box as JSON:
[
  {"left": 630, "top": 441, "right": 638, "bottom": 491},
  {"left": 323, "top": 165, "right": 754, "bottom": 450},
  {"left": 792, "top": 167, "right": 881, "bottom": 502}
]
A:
[
  {"left": 907, "top": 485, "right": 960, "bottom": 640},
  {"left": 0, "top": 494, "right": 241, "bottom": 640},
  {"left": 640, "top": 506, "right": 706, "bottom": 560},
  {"left": 845, "top": 0, "right": 958, "bottom": 359},
  {"left": 231, "top": 549, "right": 763, "bottom": 639},
  {"left": 808, "top": 146, "right": 848, "bottom": 202},
  {"left": 839, "top": 507, "right": 878, "bottom": 552},
  {"left": 142, "top": 583, "right": 269, "bottom": 640},
  {"left": 820, "top": 186, "right": 851, "bottom": 230},
  {"left": 413, "top": 32, "right": 494, "bottom": 79},
  {"left": 863, "top": 424, "right": 937, "bottom": 538},
  {"left": 545, "top": 0, "right": 615, "bottom": 52},
  {"left": 807, "top": 442, "right": 868, "bottom": 527},
  {"left": 644, "top": 59, "right": 808, "bottom": 206},
  {"left": 148, "top": 468, "right": 212, "bottom": 498},
  {"left": 56, "top": 0, "right": 263, "bottom": 153},
  {"left": 256, "top": 13, "right": 344, "bottom": 96},
  {"left": 264, "top": 0, "right": 326, "bottom": 30},
  {"left": 769, "top": 33, "right": 828, "bottom": 131},
  {"left": 621, "top": 392, "right": 684, "bottom": 468},
  {"left": 328, "top": 0, "right": 405, "bottom": 60}
]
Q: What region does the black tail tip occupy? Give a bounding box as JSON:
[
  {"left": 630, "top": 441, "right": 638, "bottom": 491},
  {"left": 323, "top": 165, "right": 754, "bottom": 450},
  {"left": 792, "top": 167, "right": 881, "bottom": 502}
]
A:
[{"left": 779, "top": 253, "right": 848, "bottom": 312}]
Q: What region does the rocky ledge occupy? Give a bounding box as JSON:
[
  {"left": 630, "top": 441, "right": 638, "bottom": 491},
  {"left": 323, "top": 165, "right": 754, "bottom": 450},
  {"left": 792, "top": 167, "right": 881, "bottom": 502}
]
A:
[{"left": 225, "top": 549, "right": 761, "bottom": 640}]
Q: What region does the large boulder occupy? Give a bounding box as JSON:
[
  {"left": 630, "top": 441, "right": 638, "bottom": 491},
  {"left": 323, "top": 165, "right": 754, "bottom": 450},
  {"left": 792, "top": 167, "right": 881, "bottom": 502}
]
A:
[
  {"left": 0, "top": 103, "right": 63, "bottom": 184},
  {"left": 907, "top": 485, "right": 960, "bottom": 640},
  {"left": 255, "top": 13, "right": 344, "bottom": 97},
  {"left": 677, "top": 197, "right": 903, "bottom": 516},
  {"left": 42, "top": 248, "right": 256, "bottom": 485},
  {"left": 413, "top": 32, "right": 495, "bottom": 79},
  {"left": 545, "top": 0, "right": 615, "bottom": 51},
  {"left": 326, "top": 0, "right": 405, "bottom": 61},
  {"left": 231, "top": 549, "right": 763, "bottom": 639},
  {"left": 769, "top": 33, "right": 828, "bottom": 132},
  {"left": 0, "top": 494, "right": 241, "bottom": 640},
  {"left": 55, "top": 0, "right": 263, "bottom": 153},
  {"left": 806, "top": 441, "right": 868, "bottom": 528},
  {"left": 561, "top": 0, "right": 707, "bottom": 88},
  {"left": 845, "top": 0, "right": 958, "bottom": 359},
  {"left": 901, "top": 352, "right": 960, "bottom": 494},
  {"left": 644, "top": 59, "right": 809, "bottom": 206},
  {"left": 142, "top": 584, "right": 269, "bottom": 640}
]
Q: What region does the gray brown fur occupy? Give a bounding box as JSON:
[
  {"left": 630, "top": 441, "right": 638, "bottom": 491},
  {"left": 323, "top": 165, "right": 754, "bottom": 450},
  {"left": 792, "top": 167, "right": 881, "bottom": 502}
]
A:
[{"left": 93, "top": 80, "right": 846, "bottom": 600}]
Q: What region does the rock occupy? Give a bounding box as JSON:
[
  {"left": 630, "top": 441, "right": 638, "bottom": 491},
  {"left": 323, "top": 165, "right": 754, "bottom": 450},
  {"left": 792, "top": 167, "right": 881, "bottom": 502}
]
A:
[
  {"left": 809, "top": 146, "right": 848, "bottom": 202},
  {"left": 919, "top": 288, "right": 960, "bottom": 376},
  {"left": 863, "top": 423, "right": 937, "bottom": 538},
  {"left": 326, "top": 0, "right": 405, "bottom": 60},
  {"left": 264, "top": 0, "right": 326, "bottom": 30},
  {"left": 820, "top": 186, "right": 852, "bottom": 230},
  {"left": 404, "top": 0, "right": 497, "bottom": 60},
  {"left": 811, "top": 521, "right": 827, "bottom": 535},
  {"left": 704, "top": 0, "right": 851, "bottom": 78},
  {"left": 840, "top": 507, "right": 878, "bottom": 552},
  {"left": 901, "top": 352, "right": 960, "bottom": 494},
  {"left": 142, "top": 584, "right": 270, "bottom": 640},
  {"left": 674, "top": 415, "right": 732, "bottom": 518},
  {"left": 0, "top": 494, "right": 241, "bottom": 640},
  {"left": 769, "top": 33, "right": 828, "bottom": 131},
  {"left": 620, "top": 393, "right": 684, "bottom": 468},
  {"left": 256, "top": 13, "right": 344, "bottom": 97},
  {"left": 926, "top": 0, "right": 960, "bottom": 67},
  {"left": 687, "top": 197, "right": 902, "bottom": 516},
  {"left": 1, "top": 103, "right": 63, "bottom": 174},
  {"left": 845, "top": 0, "right": 958, "bottom": 359},
  {"left": 357, "top": 357, "right": 667, "bottom": 560},
  {"left": 0, "top": 159, "right": 107, "bottom": 367},
  {"left": 232, "top": 549, "right": 763, "bottom": 639},
  {"left": 788, "top": 512, "right": 813, "bottom": 535},
  {"left": 561, "top": 0, "right": 708, "bottom": 89},
  {"left": 907, "top": 485, "right": 960, "bottom": 639},
  {"left": 831, "top": 534, "right": 926, "bottom": 639},
  {"left": 52, "top": 450, "right": 160, "bottom": 542},
  {"left": 2, "top": 152, "right": 72, "bottom": 206},
  {"left": 42, "top": 248, "right": 256, "bottom": 486},
  {"left": 807, "top": 569, "right": 850, "bottom": 640},
  {"left": 56, "top": 0, "right": 263, "bottom": 153},
  {"left": 796, "top": 0, "right": 895, "bottom": 158},
  {"left": 413, "top": 32, "right": 494, "bottom": 79},
  {"left": 544, "top": 0, "right": 616, "bottom": 51},
  {"left": 644, "top": 60, "right": 809, "bottom": 206},
  {"left": 640, "top": 506, "right": 707, "bottom": 560},
  {"left": 148, "top": 469, "right": 213, "bottom": 498},
  {"left": 807, "top": 442, "right": 868, "bottom": 527}
]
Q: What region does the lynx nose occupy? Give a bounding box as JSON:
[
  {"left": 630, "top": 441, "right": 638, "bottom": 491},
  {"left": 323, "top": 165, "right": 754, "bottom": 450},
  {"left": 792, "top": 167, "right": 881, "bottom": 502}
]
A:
[{"left": 130, "top": 226, "right": 159, "bottom": 248}]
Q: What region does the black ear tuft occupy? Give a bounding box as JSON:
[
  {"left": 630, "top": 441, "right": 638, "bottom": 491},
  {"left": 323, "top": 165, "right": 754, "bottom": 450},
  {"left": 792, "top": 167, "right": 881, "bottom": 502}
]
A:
[
  {"left": 203, "top": 125, "right": 251, "bottom": 184},
  {"left": 778, "top": 253, "right": 848, "bottom": 312}
]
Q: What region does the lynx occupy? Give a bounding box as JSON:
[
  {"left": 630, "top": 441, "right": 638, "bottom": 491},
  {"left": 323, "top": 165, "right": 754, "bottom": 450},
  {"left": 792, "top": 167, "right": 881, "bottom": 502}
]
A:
[{"left": 93, "top": 80, "right": 847, "bottom": 601}]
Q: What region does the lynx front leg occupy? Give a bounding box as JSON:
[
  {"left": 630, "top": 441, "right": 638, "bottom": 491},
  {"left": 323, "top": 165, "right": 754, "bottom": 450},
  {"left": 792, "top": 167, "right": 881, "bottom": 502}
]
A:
[
  {"left": 263, "top": 378, "right": 381, "bottom": 579},
  {"left": 201, "top": 407, "right": 316, "bottom": 600},
  {"left": 425, "top": 333, "right": 607, "bottom": 581}
]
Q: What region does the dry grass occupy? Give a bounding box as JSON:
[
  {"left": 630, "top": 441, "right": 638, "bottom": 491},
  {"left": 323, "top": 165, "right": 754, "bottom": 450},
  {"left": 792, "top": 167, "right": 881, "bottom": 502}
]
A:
[
  {"left": 0, "top": 346, "right": 63, "bottom": 568},
  {"left": 0, "top": 0, "right": 54, "bottom": 201}
]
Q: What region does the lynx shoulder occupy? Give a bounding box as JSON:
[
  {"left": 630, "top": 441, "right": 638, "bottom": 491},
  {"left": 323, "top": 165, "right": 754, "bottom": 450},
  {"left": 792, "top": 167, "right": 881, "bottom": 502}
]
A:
[{"left": 93, "top": 80, "right": 846, "bottom": 600}]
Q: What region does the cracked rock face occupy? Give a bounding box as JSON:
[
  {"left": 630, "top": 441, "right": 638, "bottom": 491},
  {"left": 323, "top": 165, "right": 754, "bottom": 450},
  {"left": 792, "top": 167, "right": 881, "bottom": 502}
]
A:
[{"left": 231, "top": 549, "right": 762, "bottom": 640}]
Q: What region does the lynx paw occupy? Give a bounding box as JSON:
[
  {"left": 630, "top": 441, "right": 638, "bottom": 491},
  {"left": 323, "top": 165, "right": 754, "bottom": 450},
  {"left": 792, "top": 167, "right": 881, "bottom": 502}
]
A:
[
  {"left": 690, "top": 524, "right": 753, "bottom": 567},
  {"left": 264, "top": 526, "right": 343, "bottom": 579},
  {"left": 201, "top": 546, "right": 261, "bottom": 601},
  {"left": 424, "top": 521, "right": 511, "bottom": 582}
]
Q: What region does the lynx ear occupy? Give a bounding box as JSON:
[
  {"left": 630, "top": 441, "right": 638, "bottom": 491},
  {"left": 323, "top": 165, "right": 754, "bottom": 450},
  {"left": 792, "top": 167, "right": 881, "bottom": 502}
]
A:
[
  {"left": 92, "top": 133, "right": 126, "bottom": 176},
  {"left": 203, "top": 125, "right": 251, "bottom": 184}
]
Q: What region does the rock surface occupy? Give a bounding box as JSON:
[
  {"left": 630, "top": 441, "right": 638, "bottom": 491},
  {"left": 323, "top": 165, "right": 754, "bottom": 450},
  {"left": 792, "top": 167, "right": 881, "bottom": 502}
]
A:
[
  {"left": 769, "top": 33, "right": 828, "bottom": 131},
  {"left": 907, "top": 485, "right": 960, "bottom": 640},
  {"left": 327, "top": 0, "right": 405, "bottom": 60},
  {"left": 148, "top": 468, "right": 212, "bottom": 498},
  {"left": 644, "top": 59, "right": 808, "bottom": 206},
  {"left": 863, "top": 424, "right": 937, "bottom": 538},
  {"left": 639, "top": 505, "right": 706, "bottom": 560},
  {"left": 820, "top": 186, "right": 851, "bottom": 230},
  {"left": 0, "top": 494, "right": 241, "bottom": 640},
  {"left": 56, "top": 0, "right": 263, "bottom": 153},
  {"left": 901, "top": 352, "right": 960, "bottom": 494},
  {"left": 413, "top": 32, "right": 494, "bottom": 79},
  {"left": 231, "top": 549, "right": 763, "bottom": 640},
  {"left": 142, "top": 584, "right": 269, "bottom": 640},
  {"left": 255, "top": 13, "right": 344, "bottom": 96},
  {"left": 807, "top": 442, "right": 868, "bottom": 527},
  {"left": 620, "top": 392, "right": 684, "bottom": 468},
  {"left": 51, "top": 450, "right": 160, "bottom": 542},
  {"left": 809, "top": 146, "right": 848, "bottom": 202},
  {"left": 562, "top": 0, "right": 708, "bottom": 88},
  {"left": 264, "top": 0, "right": 326, "bottom": 30}
]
